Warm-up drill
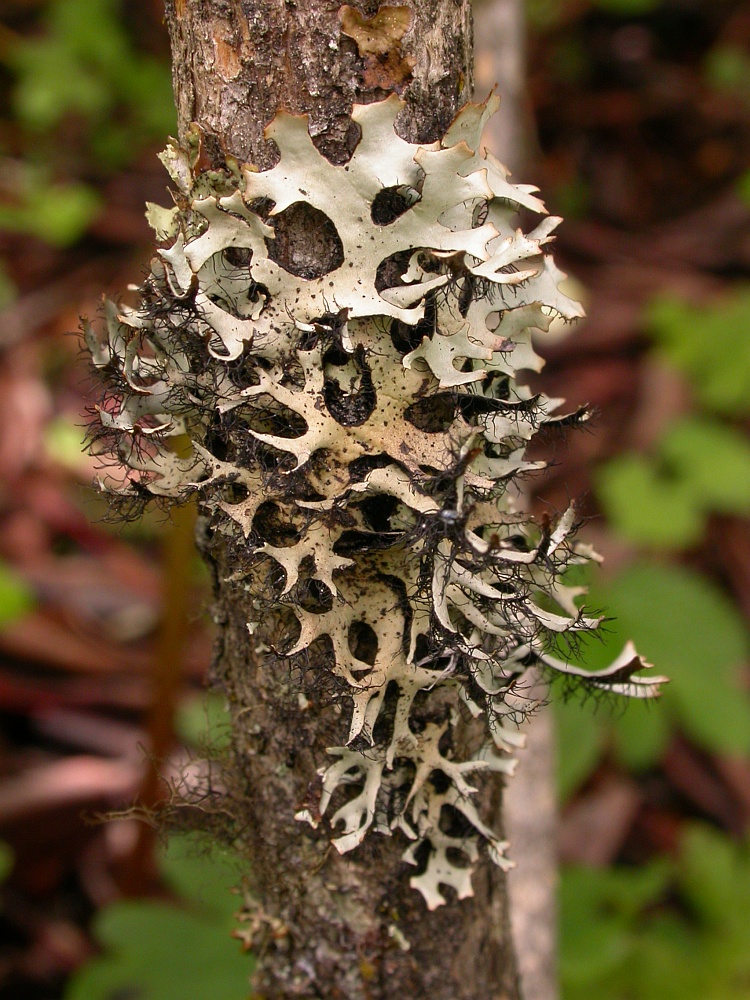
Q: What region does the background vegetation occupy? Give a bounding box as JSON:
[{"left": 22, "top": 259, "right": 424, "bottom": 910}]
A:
[{"left": 0, "top": 0, "right": 748, "bottom": 997}]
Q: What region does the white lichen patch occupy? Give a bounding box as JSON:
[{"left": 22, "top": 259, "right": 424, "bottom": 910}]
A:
[{"left": 87, "top": 94, "right": 665, "bottom": 910}]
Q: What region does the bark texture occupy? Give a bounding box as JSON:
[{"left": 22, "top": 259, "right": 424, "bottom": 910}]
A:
[{"left": 163, "top": 3, "right": 520, "bottom": 998}]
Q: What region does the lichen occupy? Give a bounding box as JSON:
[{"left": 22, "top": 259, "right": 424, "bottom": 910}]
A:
[{"left": 86, "top": 94, "right": 665, "bottom": 909}]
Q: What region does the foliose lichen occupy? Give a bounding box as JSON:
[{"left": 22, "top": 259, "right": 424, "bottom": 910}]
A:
[{"left": 86, "top": 94, "right": 664, "bottom": 909}]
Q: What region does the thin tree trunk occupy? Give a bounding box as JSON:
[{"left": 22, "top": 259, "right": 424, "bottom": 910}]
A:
[
  {"left": 475, "top": 4, "right": 559, "bottom": 998},
  {"left": 163, "top": 3, "right": 521, "bottom": 999}
]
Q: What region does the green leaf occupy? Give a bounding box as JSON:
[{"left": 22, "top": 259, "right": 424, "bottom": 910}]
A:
[
  {"left": 0, "top": 179, "right": 101, "bottom": 247},
  {"left": 611, "top": 698, "right": 670, "bottom": 771},
  {"left": 158, "top": 834, "right": 240, "bottom": 918},
  {"left": 647, "top": 292, "right": 750, "bottom": 417},
  {"left": 596, "top": 453, "right": 703, "bottom": 548},
  {"left": 66, "top": 901, "right": 251, "bottom": 1000},
  {"left": 65, "top": 835, "right": 251, "bottom": 1000},
  {"left": 554, "top": 697, "right": 605, "bottom": 801},
  {"left": 560, "top": 862, "right": 671, "bottom": 991},
  {"left": 627, "top": 917, "right": 704, "bottom": 1000},
  {"left": 175, "top": 693, "right": 232, "bottom": 753},
  {"left": 0, "top": 562, "right": 35, "bottom": 629},
  {"left": 4, "top": 0, "right": 174, "bottom": 174},
  {"left": 560, "top": 872, "right": 629, "bottom": 986},
  {"left": 560, "top": 828, "right": 750, "bottom": 1000},
  {"left": 660, "top": 417, "right": 750, "bottom": 515},
  {"left": 605, "top": 563, "right": 750, "bottom": 755},
  {"left": 29, "top": 182, "right": 101, "bottom": 246},
  {"left": 679, "top": 824, "right": 750, "bottom": 930}
]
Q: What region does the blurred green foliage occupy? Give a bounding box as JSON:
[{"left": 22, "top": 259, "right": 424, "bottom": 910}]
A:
[
  {"left": 558, "top": 271, "right": 750, "bottom": 994},
  {"left": 592, "top": 0, "right": 660, "bottom": 13},
  {"left": 0, "top": 0, "right": 174, "bottom": 247},
  {"left": 593, "top": 289, "right": 750, "bottom": 548},
  {"left": 0, "top": 167, "right": 101, "bottom": 247},
  {"left": 5, "top": 0, "right": 175, "bottom": 165},
  {"left": 527, "top": 0, "right": 663, "bottom": 28},
  {"left": 648, "top": 291, "right": 750, "bottom": 417},
  {"left": 558, "top": 280, "right": 750, "bottom": 791},
  {"left": 704, "top": 44, "right": 750, "bottom": 105},
  {"left": 64, "top": 834, "right": 252, "bottom": 1000},
  {"left": 596, "top": 417, "right": 750, "bottom": 549},
  {"left": 555, "top": 561, "right": 750, "bottom": 798},
  {"left": 0, "top": 561, "right": 35, "bottom": 629},
  {"left": 737, "top": 169, "right": 750, "bottom": 207},
  {"left": 175, "top": 691, "right": 232, "bottom": 753},
  {"left": 561, "top": 825, "right": 750, "bottom": 1000}
]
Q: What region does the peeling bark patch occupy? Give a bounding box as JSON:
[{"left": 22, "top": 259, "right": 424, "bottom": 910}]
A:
[
  {"left": 340, "top": 4, "right": 416, "bottom": 91},
  {"left": 213, "top": 33, "right": 242, "bottom": 80},
  {"left": 340, "top": 5, "right": 412, "bottom": 57}
]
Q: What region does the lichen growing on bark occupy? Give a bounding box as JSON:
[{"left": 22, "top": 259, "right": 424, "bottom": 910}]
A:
[{"left": 86, "top": 95, "right": 664, "bottom": 909}]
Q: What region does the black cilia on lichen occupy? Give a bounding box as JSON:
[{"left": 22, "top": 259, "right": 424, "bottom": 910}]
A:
[{"left": 85, "top": 94, "right": 665, "bottom": 909}]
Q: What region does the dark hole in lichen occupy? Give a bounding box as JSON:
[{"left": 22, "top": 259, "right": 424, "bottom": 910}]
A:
[
  {"left": 254, "top": 501, "right": 303, "bottom": 546},
  {"left": 371, "top": 185, "right": 420, "bottom": 226},
  {"left": 266, "top": 202, "right": 344, "bottom": 279},
  {"left": 445, "top": 847, "right": 471, "bottom": 868},
  {"left": 296, "top": 577, "right": 334, "bottom": 614},
  {"left": 439, "top": 802, "right": 473, "bottom": 839},
  {"left": 347, "top": 454, "right": 393, "bottom": 484},
  {"left": 412, "top": 633, "right": 431, "bottom": 663},
  {"left": 389, "top": 292, "right": 438, "bottom": 352},
  {"left": 374, "top": 248, "right": 415, "bottom": 293},
  {"left": 238, "top": 397, "right": 307, "bottom": 438},
  {"left": 312, "top": 118, "right": 362, "bottom": 165},
  {"left": 430, "top": 770, "right": 451, "bottom": 794},
  {"left": 348, "top": 621, "right": 378, "bottom": 665},
  {"left": 487, "top": 372, "right": 511, "bottom": 399},
  {"left": 258, "top": 603, "right": 301, "bottom": 653},
  {"left": 371, "top": 681, "right": 401, "bottom": 747},
  {"left": 404, "top": 394, "right": 456, "bottom": 433},
  {"left": 409, "top": 838, "right": 432, "bottom": 875},
  {"left": 219, "top": 482, "right": 249, "bottom": 505},
  {"left": 323, "top": 345, "right": 376, "bottom": 426},
  {"left": 223, "top": 246, "right": 252, "bottom": 268},
  {"left": 296, "top": 636, "right": 352, "bottom": 701},
  {"left": 360, "top": 493, "right": 399, "bottom": 532},
  {"left": 226, "top": 353, "right": 262, "bottom": 392},
  {"left": 247, "top": 280, "right": 270, "bottom": 310},
  {"left": 473, "top": 200, "right": 489, "bottom": 229},
  {"left": 246, "top": 196, "right": 275, "bottom": 219},
  {"left": 334, "top": 529, "right": 401, "bottom": 555}
]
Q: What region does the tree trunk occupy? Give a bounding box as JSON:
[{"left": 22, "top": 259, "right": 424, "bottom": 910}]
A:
[
  {"left": 163, "top": 3, "right": 521, "bottom": 999},
  {"left": 475, "top": 4, "right": 560, "bottom": 998}
]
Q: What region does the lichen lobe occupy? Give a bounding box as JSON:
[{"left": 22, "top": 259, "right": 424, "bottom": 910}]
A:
[{"left": 87, "top": 94, "right": 665, "bottom": 909}]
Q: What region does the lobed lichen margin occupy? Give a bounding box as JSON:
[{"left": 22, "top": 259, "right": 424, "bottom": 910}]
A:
[{"left": 86, "top": 94, "right": 665, "bottom": 908}]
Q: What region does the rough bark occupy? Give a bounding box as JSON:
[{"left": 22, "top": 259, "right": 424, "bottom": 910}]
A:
[{"left": 163, "top": 2, "right": 521, "bottom": 999}]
